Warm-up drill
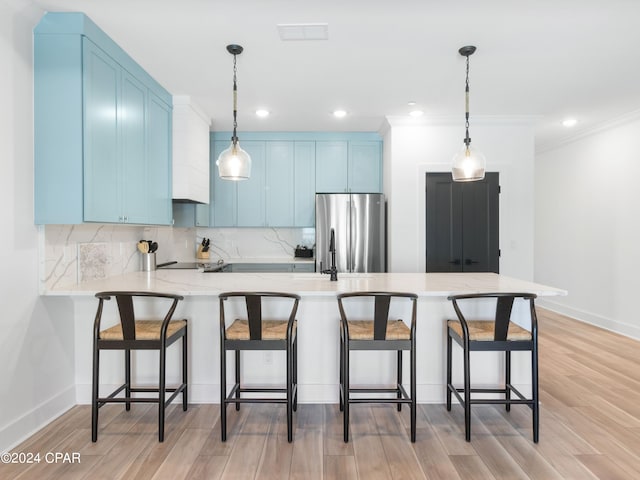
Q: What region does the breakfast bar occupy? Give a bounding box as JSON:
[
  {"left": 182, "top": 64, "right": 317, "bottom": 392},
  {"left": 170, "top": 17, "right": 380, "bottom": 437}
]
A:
[{"left": 44, "top": 271, "right": 566, "bottom": 405}]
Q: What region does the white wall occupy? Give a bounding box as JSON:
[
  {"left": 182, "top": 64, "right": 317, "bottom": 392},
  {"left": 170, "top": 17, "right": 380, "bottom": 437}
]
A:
[
  {"left": 383, "top": 117, "right": 536, "bottom": 279},
  {"left": 535, "top": 114, "right": 640, "bottom": 339},
  {"left": 0, "top": 1, "right": 76, "bottom": 451}
]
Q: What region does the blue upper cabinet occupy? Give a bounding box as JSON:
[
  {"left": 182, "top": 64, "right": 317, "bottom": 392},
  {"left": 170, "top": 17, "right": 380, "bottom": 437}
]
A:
[
  {"left": 82, "top": 38, "right": 121, "bottom": 223},
  {"left": 266, "top": 142, "right": 295, "bottom": 227},
  {"left": 34, "top": 13, "right": 173, "bottom": 225},
  {"left": 206, "top": 132, "right": 381, "bottom": 228},
  {"left": 146, "top": 92, "right": 173, "bottom": 225},
  {"left": 210, "top": 140, "right": 237, "bottom": 227},
  {"left": 315, "top": 139, "right": 382, "bottom": 193},
  {"left": 293, "top": 141, "right": 316, "bottom": 227},
  {"left": 348, "top": 141, "right": 382, "bottom": 193},
  {"left": 237, "top": 142, "right": 266, "bottom": 226},
  {"left": 315, "top": 141, "right": 349, "bottom": 192}
]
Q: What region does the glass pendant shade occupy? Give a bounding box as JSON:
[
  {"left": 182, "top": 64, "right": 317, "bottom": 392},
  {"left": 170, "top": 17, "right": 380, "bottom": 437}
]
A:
[
  {"left": 216, "top": 141, "right": 251, "bottom": 180},
  {"left": 451, "top": 143, "right": 486, "bottom": 182}
]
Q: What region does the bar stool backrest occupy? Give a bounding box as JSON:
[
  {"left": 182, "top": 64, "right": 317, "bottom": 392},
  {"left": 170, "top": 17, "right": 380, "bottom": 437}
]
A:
[
  {"left": 219, "top": 291, "right": 301, "bottom": 341},
  {"left": 447, "top": 292, "right": 537, "bottom": 341},
  {"left": 337, "top": 291, "right": 418, "bottom": 340},
  {"left": 94, "top": 291, "right": 183, "bottom": 341}
]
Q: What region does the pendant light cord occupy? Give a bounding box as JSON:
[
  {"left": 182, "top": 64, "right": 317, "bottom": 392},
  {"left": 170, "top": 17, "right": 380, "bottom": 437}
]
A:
[
  {"left": 464, "top": 54, "right": 471, "bottom": 148},
  {"left": 232, "top": 53, "right": 238, "bottom": 146}
]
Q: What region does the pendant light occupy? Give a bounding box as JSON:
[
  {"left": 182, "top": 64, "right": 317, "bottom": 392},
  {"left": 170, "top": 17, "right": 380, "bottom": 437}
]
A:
[
  {"left": 217, "top": 44, "right": 251, "bottom": 180},
  {"left": 452, "top": 45, "right": 485, "bottom": 182}
]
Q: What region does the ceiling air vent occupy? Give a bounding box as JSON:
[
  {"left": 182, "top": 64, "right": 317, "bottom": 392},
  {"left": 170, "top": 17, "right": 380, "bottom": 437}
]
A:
[{"left": 277, "top": 23, "right": 328, "bottom": 41}]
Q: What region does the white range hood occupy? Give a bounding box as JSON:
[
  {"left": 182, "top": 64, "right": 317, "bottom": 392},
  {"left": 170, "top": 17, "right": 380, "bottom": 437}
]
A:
[{"left": 172, "top": 95, "right": 210, "bottom": 204}]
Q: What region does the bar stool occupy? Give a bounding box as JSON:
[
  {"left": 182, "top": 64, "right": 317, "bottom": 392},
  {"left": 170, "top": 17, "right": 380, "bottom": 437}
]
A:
[
  {"left": 92, "top": 291, "right": 188, "bottom": 442},
  {"left": 446, "top": 292, "right": 539, "bottom": 442},
  {"left": 219, "top": 292, "right": 300, "bottom": 442},
  {"left": 338, "top": 292, "right": 418, "bottom": 442}
]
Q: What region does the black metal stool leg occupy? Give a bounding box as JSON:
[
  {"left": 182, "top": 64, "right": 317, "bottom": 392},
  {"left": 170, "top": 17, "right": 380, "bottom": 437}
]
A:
[
  {"left": 293, "top": 334, "right": 298, "bottom": 412},
  {"left": 410, "top": 337, "right": 416, "bottom": 443},
  {"left": 235, "top": 350, "right": 241, "bottom": 411},
  {"left": 125, "top": 349, "right": 131, "bottom": 411},
  {"left": 343, "top": 337, "right": 350, "bottom": 443},
  {"left": 397, "top": 350, "right": 403, "bottom": 412},
  {"left": 159, "top": 343, "right": 167, "bottom": 442},
  {"left": 183, "top": 329, "right": 188, "bottom": 411},
  {"left": 91, "top": 346, "right": 100, "bottom": 442},
  {"left": 220, "top": 347, "right": 227, "bottom": 441},
  {"left": 446, "top": 332, "right": 452, "bottom": 411},
  {"left": 463, "top": 345, "right": 471, "bottom": 442},
  {"left": 505, "top": 350, "right": 511, "bottom": 412},
  {"left": 287, "top": 336, "right": 293, "bottom": 443},
  {"left": 532, "top": 346, "right": 539, "bottom": 443},
  {"left": 339, "top": 331, "right": 344, "bottom": 412}
]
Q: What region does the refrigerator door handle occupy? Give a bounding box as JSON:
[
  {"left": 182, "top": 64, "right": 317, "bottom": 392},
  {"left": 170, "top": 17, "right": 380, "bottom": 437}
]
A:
[
  {"left": 345, "top": 201, "right": 351, "bottom": 272},
  {"left": 349, "top": 199, "right": 356, "bottom": 272}
]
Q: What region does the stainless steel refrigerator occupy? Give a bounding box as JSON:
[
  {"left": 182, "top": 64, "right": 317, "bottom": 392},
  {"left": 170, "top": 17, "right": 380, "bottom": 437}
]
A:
[{"left": 315, "top": 193, "right": 386, "bottom": 273}]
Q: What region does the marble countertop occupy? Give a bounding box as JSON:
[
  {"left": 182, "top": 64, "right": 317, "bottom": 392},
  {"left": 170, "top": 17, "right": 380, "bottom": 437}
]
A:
[{"left": 43, "top": 271, "right": 567, "bottom": 298}]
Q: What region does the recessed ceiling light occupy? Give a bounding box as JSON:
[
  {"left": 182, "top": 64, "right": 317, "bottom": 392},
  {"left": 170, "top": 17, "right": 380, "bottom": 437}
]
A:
[
  {"left": 255, "top": 109, "right": 270, "bottom": 118},
  {"left": 409, "top": 110, "right": 424, "bottom": 117},
  {"left": 407, "top": 101, "right": 417, "bottom": 106},
  {"left": 562, "top": 118, "right": 578, "bottom": 127},
  {"left": 332, "top": 110, "right": 347, "bottom": 118}
]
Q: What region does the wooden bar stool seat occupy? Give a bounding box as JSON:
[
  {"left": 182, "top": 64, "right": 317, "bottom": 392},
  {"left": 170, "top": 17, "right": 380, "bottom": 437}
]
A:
[{"left": 100, "top": 319, "right": 188, "bottom": 340}]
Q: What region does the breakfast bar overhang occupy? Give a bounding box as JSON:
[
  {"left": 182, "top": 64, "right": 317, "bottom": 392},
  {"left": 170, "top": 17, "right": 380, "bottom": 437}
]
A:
[{"left": 43, "top": 272, "right": 566, "bottom": 404}]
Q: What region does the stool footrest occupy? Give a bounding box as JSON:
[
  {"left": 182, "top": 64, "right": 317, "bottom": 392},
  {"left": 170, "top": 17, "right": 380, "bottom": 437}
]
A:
[
  {"left": 448, "top": 384, "right": 534, "bottom": 405},
  {"left": 224, "top": 383, "right": 296, "bottom": 405},
  {"left": 97, "top": 383, "right": 187, "bottom": 408},
  {"left": 346, "top": 384, "right": 412, "bottom": 404}
]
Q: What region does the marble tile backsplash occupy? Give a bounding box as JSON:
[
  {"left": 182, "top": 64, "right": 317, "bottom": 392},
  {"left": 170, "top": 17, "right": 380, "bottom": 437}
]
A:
[
  {"left": 41, "top": 224, "right": 315, "bottom": 291},
  {"left": 41, "top": 224, "right": 192, "bottom": 290},
  {"left": 195, "top": 227, "right": 315, "bottom": 262}
]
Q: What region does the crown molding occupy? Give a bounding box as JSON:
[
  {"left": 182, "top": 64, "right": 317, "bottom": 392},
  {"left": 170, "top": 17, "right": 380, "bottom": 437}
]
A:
[
  {"left": 385, "top": 114, "right": 539, "bottom": 128},
  {"left": 536, "top": 108, "right": 640, "bottom": 154}
]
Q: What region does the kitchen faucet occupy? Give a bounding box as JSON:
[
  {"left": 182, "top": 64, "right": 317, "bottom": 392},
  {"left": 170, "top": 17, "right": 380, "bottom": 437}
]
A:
[{"left": 321, "top": 228, "right": 338, "bottom": 281}]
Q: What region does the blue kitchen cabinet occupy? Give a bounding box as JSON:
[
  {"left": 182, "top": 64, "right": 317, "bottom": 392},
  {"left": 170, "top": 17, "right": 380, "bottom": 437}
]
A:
[
  {"left": 34, "top": 13, "right": 172, "bottom": 225},
  {"left": 315, "top": 141, "right": 349, "bottom": 192},
  {"left": 266, "top": 142, "right": 295, "bottom": 227},
  {"left": 82, "top": 38, "right": 121, "bottom": 223},
  {"left": 146, "top": 91, "right": 173, "bottom": 225},
  {"left": 118, "top": 71, "right": 148, "bottom": 224},
  {"left": 195, "top": 203, "right": 210, "bottom": 227},
  {"left": 207, "top": 132, "right": 379, "bottom": 227},
  {"left": 228, "top": 263, "right": 293, "bottom": 273},
  {"left": 348, "top": 141, "right": 382, "bottom": 193},
  {"left": 211, "top": 140, "right": 237, "bottom": 227},
  {"left": 294, "top": 141, "right": 316, "bottom": 227},
  {"left": 292, "top": 262, "right": 315, "bottom": 272},
  {"left": 315, "top": 140, "right": 382, "bottom": 193},
  {"left": 237, "top": 142, "right": 266, "bottom": 226}
]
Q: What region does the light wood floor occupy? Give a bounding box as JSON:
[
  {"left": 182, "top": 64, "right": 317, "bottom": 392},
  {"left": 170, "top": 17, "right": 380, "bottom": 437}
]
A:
[{"left": 3, "top": 308, "right": 640, "bottom": 479}]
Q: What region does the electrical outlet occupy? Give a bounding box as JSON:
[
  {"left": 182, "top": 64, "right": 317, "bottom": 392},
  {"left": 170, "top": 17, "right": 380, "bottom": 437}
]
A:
[{"left": 263, "top": 351, "right": 273, "bottom": 365}]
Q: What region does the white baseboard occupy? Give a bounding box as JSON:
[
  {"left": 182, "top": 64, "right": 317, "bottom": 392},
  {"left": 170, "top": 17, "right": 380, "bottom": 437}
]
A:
[
  {"left": 0, "top": 385, "right": 76, "bottom": 452},
  {"left": 537, "top": 298, "right": 640, "bottom": 340}
]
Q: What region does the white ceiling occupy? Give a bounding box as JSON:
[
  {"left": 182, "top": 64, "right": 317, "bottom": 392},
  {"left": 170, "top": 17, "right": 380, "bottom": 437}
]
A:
[{"left": 31, "top": 0, "right": 640, "bottom": 149}]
